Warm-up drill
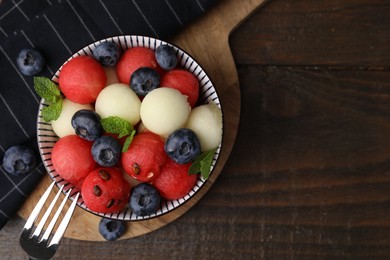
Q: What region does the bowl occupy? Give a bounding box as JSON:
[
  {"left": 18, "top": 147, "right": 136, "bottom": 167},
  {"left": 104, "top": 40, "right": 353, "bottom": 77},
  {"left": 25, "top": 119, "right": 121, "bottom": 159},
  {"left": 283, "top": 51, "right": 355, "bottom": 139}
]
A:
[{"left": 37, "top": 35, "right": 222, "bottom": 221}]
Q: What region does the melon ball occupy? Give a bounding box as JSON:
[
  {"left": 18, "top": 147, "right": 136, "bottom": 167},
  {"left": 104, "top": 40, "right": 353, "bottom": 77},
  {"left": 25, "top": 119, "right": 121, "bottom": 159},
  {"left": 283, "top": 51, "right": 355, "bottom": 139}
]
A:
[
  {"left": 51, "top": 99, "right": 93, "bottom": 138},
  {"left": 95, "top": 83, "right": 141, "bottom": 125},
  {"left": 140, "top": 88, "right": 191, "bottom": 137},
  {"left": 185, "top": 102, "right": 222, "bottom": 151}
]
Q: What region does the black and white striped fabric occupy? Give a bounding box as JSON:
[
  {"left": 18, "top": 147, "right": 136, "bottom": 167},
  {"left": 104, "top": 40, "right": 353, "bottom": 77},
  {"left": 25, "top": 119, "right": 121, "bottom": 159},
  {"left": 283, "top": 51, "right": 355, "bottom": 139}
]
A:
[{"left": 0, "top": 0, "right": 219, "bottom": 230}]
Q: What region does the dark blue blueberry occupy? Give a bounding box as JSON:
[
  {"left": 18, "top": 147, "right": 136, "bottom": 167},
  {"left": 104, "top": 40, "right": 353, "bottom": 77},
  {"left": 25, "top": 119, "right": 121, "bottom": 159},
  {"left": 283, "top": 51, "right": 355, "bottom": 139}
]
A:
[
  {"left": 164, "top": 128, "right": 201, "bottom": 164},
  {"left": 71, "top": 109, "right": 103, "bottom": 141},
  {"left": 91, "top": 136, "right": 121, "bottom": 167},
  {"left": 98, "top": 218, "right": 126, "bottom": 241},
  {"left": 130, "top": 67, "right": 160, "bottom": 96},
  {"left": 2, "top": 145, "right": 37, "bottom": 176},
  {"left": 92, "top": 42, "right": 121, "bottom": 66},
  {"left": 155, "top": 45, "right": 177, "bottom": 70},
  {"left": 16, "top": 48, "right": 45, "bottom": 76},
  {"left": 129, "top": 183, "right": 160, "bottom": 216}
]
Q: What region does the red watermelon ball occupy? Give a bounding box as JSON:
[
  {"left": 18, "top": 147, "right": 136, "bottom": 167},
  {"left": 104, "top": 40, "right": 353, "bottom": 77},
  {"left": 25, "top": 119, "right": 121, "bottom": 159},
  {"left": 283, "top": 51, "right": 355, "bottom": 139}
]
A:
[
  {"left": 152, "top": 158, "right": 198, "bottom": 200},
  {"left": 116, "top": 47, "right": 161, "bottom": 84},
  {"left": 59, "top": 55, "right": 107, "bottom": 104},
  {"left": 122, "top": 132, "right": 167, "bottom": 183},
  {"left": 160, "top": 69, "right": 199, "bottom": 108},
  {"left": 81, "top": 167, "right": 130, "bottom": 213},
  {"left": 51, "top": 135, "right": 96, "bottom": 189}
]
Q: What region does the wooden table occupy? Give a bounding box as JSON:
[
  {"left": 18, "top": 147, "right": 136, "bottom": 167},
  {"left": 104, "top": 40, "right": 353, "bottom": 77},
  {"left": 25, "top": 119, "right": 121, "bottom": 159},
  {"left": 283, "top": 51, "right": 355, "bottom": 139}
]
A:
[{"left": 2, "top": 0, "right": 390, "bottom": 258}]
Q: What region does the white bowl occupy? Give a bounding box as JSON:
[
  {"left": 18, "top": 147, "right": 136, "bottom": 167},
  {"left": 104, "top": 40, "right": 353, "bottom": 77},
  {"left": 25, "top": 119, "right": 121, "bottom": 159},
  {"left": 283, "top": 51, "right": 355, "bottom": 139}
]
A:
[{"left": 37, "top": 35, "right": 222, "bottom": 221}]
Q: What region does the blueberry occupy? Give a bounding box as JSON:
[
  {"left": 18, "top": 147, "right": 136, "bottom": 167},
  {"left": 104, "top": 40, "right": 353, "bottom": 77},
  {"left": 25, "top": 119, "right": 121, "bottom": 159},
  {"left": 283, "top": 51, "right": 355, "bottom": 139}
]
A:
[
  {"left": 91, "top": 136, "right": 121, "bottom": 167},
  {"left": 92, "top": 42, "right": 121, "bottom": 66},
  {"left": 129, "top": 183, "right": 161, "bottom": 216},
  {"left": 98, "top": 218, "right": 126, "bottom": 241},
  {"left": 2, "top": 145, "right": 37, "bottom": 176},
  {"left": 16, "top": 48, "right": 45, "bottom": 76},
  {"left": 130, "top": 67, "right": 160, "bottom": 96},
  {"left": 164, "top": 128, "right": 201, "bottom": 164},
  {"left": 155, "top": 45, "right": 177, "bottom": 70},
  {"left": 71, "top": 109, "right": 103, "bottom": 141}
]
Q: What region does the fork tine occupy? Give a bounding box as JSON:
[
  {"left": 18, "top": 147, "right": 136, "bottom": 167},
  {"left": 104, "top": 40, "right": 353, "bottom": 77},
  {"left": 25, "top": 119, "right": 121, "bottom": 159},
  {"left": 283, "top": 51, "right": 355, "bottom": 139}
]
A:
[
  {"left": 48, "top": 191, "right": 80, "bottom": 247},
  {"left": 23, "top": 182, "right": 55, "bottom": 231},
  {"left": 40, "top": 188, "right": 71, "bottom": 242},
  {"left": 32, "top": 185, "right": 64, "bottom": 238}
]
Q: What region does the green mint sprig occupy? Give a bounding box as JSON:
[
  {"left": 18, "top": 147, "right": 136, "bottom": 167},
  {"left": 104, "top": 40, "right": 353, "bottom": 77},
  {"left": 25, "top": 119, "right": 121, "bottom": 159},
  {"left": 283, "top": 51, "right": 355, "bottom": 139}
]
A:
[
  {"left": 33, "top": 77, "right": 63, "bottom": 122},
  {"left": 100, "top": 116, "right": 136, "bottom": 152},
  {"left": 188, "top": 148, "right": 217, "bottom": 180}
]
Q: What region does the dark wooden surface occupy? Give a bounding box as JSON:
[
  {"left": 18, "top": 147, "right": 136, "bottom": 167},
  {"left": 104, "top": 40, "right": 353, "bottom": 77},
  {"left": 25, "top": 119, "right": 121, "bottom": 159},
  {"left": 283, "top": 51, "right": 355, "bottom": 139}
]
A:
[{"left": 2, "top": 0, "right": 390, "bottom": 258}]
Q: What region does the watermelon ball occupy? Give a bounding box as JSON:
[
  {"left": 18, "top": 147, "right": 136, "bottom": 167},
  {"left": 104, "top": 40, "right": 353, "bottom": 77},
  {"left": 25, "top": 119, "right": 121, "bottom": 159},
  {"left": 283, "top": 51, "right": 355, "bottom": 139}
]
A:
[
  {"left": 129, "top": 183, "right": 161, "bottom": 216},
  {"left": 122, "top": 132, "right": 167, "bottom": 183},
  {"left": 160, "top": 69, "right": 199, "bottom": 108},
  {"left": 152, "top": 158, "right": 198, "bottom": 200},
  {"left": 99, "top": 218, "right": 126, "bottom": 241},
  {"left": 51, "top": 135, "right": 96, "bottom": 189},
  {"left": 81, "top": 167, "right": 130, "bottom": 213},
  {"left": 59, "top": 55, "right": 107, "bottom": 104},
  {"left": 116, "top": 47, "right": 160, "bottom": 85}
]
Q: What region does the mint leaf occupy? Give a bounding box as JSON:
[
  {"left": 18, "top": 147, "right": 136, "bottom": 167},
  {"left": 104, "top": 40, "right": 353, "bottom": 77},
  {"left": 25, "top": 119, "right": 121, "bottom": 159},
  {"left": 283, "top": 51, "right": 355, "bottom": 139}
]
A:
[
  {"left": 189, "top": 149, "right": 216, "bottom": 180},
  {"left": 34, "top": 77, "right": 61, "bottom": 103},
  {"left": 101, "top": 116, "right": 133, "bottom": 138},
  {"left": 41, "top": 99, "right": 62, "bottom": 122},
  {"left": 101, "top": 116, "right": 136, "bottom": 152},
  {"left": 33, "top": 76, "right": 63, "bottom": 122},
  {"left": 122, "top": 130, "right": 136, "bottom": 152}
]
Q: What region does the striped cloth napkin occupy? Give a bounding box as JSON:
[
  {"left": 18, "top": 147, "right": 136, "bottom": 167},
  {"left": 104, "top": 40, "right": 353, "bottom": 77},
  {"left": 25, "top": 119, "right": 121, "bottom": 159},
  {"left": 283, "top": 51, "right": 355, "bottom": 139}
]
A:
[{"left": 0, "top": 0, "right": 219, "bottom": 230}]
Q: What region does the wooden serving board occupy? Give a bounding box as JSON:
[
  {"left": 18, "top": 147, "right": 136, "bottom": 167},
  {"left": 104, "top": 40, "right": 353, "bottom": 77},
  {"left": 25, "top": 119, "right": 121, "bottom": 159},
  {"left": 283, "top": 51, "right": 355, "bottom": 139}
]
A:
[{"left": 17, "top": 0, "right": 269, "bottom": 241}]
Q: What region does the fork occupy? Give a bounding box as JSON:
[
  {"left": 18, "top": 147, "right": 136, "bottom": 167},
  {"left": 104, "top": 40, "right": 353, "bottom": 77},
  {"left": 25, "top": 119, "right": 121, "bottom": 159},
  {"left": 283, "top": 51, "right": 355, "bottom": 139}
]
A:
[{"left": 19, "top": 182, "right": 80, "bottom": 260}]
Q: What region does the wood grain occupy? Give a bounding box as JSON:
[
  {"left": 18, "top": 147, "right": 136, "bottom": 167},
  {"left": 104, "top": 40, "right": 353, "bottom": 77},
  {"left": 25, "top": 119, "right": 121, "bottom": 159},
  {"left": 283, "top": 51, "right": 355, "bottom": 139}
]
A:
[
  {"left": 16, "top": 0, "right": 269, "bottom": 241},
  {"left": 230, "top": 0, "right": 390, "bottom": 66},
  {"left": 225, "top": 0, "right": 390, "bottom": 258}
]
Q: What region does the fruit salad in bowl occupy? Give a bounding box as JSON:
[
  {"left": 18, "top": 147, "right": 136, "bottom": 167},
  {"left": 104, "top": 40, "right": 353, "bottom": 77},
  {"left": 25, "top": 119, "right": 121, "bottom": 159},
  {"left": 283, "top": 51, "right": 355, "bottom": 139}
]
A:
[{"left": 36, "top": 35, "right": 223, "bottom": 221}]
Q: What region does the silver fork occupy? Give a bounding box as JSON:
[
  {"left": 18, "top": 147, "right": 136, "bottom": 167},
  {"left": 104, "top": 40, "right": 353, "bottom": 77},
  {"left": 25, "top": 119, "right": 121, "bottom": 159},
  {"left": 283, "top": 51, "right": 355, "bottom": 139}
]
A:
[{"left": 19, "top": 182, "right": 80, "bottom": 260}]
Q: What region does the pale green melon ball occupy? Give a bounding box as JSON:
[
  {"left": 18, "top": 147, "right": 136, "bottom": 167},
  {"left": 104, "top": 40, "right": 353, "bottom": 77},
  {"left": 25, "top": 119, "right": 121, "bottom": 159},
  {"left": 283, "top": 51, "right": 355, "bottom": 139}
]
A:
[
  {"left": 140, "top": 88, "right": 191, "bottom": 137},
  {"left": 185, "top": 102, "right": 222, "bottom": 151},
  {"left": 51, "top": 99, "right": 93, "bottom": 137},
  {"left": 95, "top": 83, "right": 141, "bottom": 125}
]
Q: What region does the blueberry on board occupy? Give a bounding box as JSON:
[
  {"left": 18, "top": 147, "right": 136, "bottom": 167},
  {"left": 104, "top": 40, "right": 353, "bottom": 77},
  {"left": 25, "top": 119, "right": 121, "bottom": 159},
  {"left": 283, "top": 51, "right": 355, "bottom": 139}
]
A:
[
  {"left": 2, "top": 145, "right": 37, "bottom": 176},
  {"left": 129, "top": 183, "right": 161, "bottom": 216},
  {"left": 98, "top": 218, "right": 126, "bottom": 241},
  {"left": 16, "top": 48, "right": 45, "bottom": 76},
  {"left": 71, "top": 109, "right": 103, "bottom": 141},
  {"left": 155, "top": 45, "right": 177, "bottom": 71},
  {"left": 130, "top": 67, "right": 160, "bottom": 96},
  {"left": 164, "top": 128, "right": 201, "bottom": 164},
  {"left": 92, "top": 42, "right": 121, "bottom": 66},
  {"left": 91, "top": 136, "right": 121, "bottom": 167}
]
